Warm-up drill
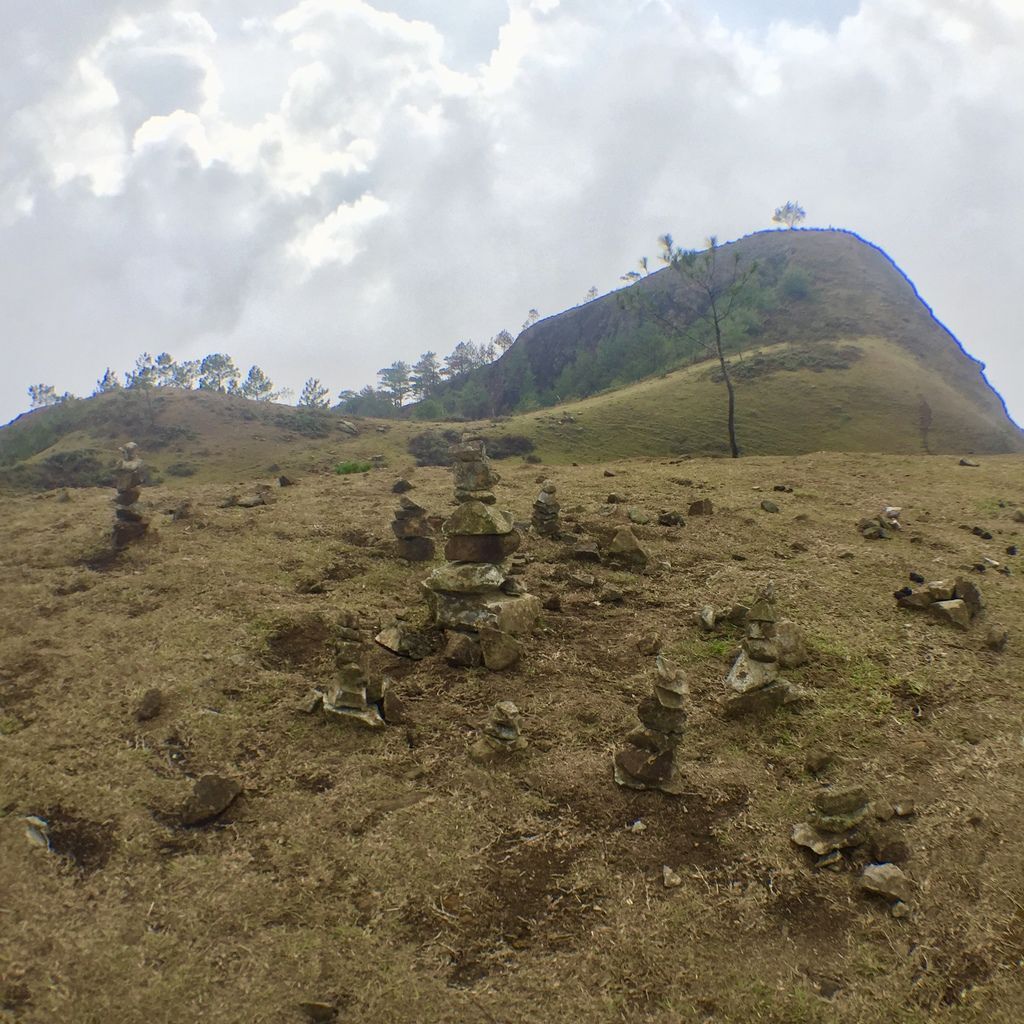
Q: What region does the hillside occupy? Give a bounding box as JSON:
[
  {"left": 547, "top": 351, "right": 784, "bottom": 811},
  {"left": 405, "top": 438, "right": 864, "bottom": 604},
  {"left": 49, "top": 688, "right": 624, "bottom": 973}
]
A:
[
  {"left": 436, "top": 229, "right": 1021, "bottom": 453},
  {"left": 1, "top": 443, "right": 1023, "bottom": 1022}
]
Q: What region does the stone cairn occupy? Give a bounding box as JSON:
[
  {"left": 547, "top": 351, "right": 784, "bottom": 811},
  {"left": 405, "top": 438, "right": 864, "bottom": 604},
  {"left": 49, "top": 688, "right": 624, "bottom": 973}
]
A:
[
  {"left": 722, "top": 588, "right": 804, "bottom": 718},
  {"left": 391, "top": 495, "right": 435, "bottom": 561},
  {"left": 613, "top": 655, "right": 688, "bottom": 795},
  {"left": 791, "top": 785, "right": 870, "bottom": 862},
  {"left": 314, "top": 611, "right": 386, "bottom": 728},
  {"left": 112, "top": 441, "right": 149, "bottom": 549},
  {"left": 469, "top": 700, "right": 528, "bottom": 763},
  {"left": 422, "top": 439, "right": 540, "bottom": 668},
  {"left": 894, "top": 576, "right": 983, "bottom": 630},
  {"left": 531, "top": 480, "right": 561, "bottom": 538}
]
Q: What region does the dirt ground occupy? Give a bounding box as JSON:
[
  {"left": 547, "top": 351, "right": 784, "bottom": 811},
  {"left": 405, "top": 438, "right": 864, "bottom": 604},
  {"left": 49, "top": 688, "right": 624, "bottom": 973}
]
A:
[{"left": 1, "top": 451, "right": 1022, "bottom": 1023}]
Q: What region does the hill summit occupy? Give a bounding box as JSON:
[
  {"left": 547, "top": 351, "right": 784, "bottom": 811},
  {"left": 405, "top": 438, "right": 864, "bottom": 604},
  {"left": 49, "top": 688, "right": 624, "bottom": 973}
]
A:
[{"left": 437, "top": 229, "right": 1021, "bottom": 456}]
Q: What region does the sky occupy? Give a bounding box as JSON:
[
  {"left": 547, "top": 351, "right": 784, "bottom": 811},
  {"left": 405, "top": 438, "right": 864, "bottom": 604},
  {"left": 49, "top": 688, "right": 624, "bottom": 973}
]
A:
[{"left": 2, "top": 0, "right": 1022, "bottom": 427}]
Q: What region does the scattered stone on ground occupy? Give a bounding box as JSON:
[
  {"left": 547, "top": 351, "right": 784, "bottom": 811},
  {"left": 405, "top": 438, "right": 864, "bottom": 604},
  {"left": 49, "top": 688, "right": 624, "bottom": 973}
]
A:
[
  {"left": 373, "top": 623, "right": 442, "bottom": 660},
  {"left": 542, "top": 594, "right": 562, "bottom": 612},
  {"left": 134, "top": 687, "right": 163, "bottom": 722},
  {"left": 112, "top": 441, "right": 149, "bottom": 549},
  {"left": 859, "top": 506, "right": 901, "bottom": 540},
  {"left": 893, "top": 799, "right": 916, "bottom": 817},
  {"left": 637, "top": 633, "right": 663, "bottom": 655},
  {"left": 894, "top": 576, "right": 984, "bottom": 629},
  {"left": 985, "top": 625, "right": 1009, "bottom": 651},
  {"left": 531, "top": 479, "right": 561, "bottom": 537},
  {"left": 628, "top": 508, "right": 652, "bottom": 525},
  {"left": 392, "top": 478, "right": 413, "bottom": 494},
  {"left": 391, "top": 495, "right": 436, "bottom": 562},
  {"left": 1014, "top": 509, "right": 1024, "bottom": 523},
  {"left": 613, "top": 655, "right": 688, "bottom": 795},
  {"left": 662, "top": 865, "right": 683, "bottom": 888},
  {"left": 959, "top": 458, "right": 980, "bottom": 467},
  {"left": 657, "top": 511, "right": 684, "bottom": 526},
  {"left": 688, "top": 498, "right": 713, "bottom": 516},
  {"left": 760, "top": 499, "right": 780, "bottom": 513},
  {"left": 180, "top": 774, "right": 242, "bottom": 827},
  {"left": 277, "top": 475, "right": 295, "bottom": 487},
  {"left": 606, "top": 493, "right": 625, "bottom": 504},
  {"left": 804, "top": 749, "right": 834, "bottom": 775},
  {"left": 444, "top": 630, "right": 482, "bottom": 667},
  {"left": 791, "top": 785, "right": 870, "bottom": 856},
  {"left": 298, "top": 1001, "right": 338, "bottom": 1023},
  {"left": 469, "top": 701, "right": 528, "bottom": 763},
  {"left": 722, "top": 588, "right": 804, "bottom": 717},
  {"left": 606, "top": 526, "right": 650, "bottom": 569},
  {"left": 571, "top": 540, "right": 602, "bottom": 563},
  {"left": 860, "top": 863, "right": 914, "bottom": 905},
  {"left": 479, "top": 625, "right": 522, "bottom": 670}
]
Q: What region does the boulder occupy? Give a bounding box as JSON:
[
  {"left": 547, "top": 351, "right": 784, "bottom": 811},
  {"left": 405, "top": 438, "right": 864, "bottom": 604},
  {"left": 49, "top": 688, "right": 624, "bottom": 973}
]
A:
[
  {"left": 860, "top": 863, "right": 913, "bottom": 903},
  {"left": 180, "top": 775, "right": 242, "bottom": 827},
  {"left": 930, "top": 599, "right": 971, "bottom": 630},
  {"left": 606, "top": 527, "right": 650, "bottom": 569}
]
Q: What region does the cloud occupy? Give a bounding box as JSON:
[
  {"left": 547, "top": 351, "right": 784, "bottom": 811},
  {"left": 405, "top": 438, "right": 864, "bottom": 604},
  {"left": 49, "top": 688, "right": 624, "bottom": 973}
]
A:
[{"left": 1, "top": 0, "right": 1022, "bottom": 426}]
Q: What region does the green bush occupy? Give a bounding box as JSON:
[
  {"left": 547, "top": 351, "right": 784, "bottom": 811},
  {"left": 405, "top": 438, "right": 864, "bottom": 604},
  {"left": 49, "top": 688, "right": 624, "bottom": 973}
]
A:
[
  {"left": 165, "top": 462, "right": 197, "bottom": 477},
  {"left": 407, "top": 429, "right": 461, "bottom": 466},
  {"left": 335, "top": 460, "right": 372, "bottom": 475},
  {"left": 780, "top": 267, "right": 811, "bottom": 301}
]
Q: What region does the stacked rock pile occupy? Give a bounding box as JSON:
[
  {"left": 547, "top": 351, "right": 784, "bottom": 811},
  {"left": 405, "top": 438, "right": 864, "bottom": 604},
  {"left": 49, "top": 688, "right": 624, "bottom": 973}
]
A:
[
  {"left": 722, "top": 590, "right": 805, "bottom": 717},
  {"left": 894, "top": 576, "right": 983, "bottom": 629},
  {"left": 613, "top": 655, "right": 688, "bottom": 795},
  {"left": 791, "top": 785, "right": 870, "bottom": 860},
  {"left": 391, "top": 496, "right": 435, "bottom": 561},
  {"left": 531, "top": 480, "right": 561, "bottom": 537},
  {"left": 859, "top": 506, "right": 901, "bottom": 540},
  {"left": 315, "top": 611, "right": 386, "bottom": 728},
  {"left": 112, "top": 441, "right": 149, "bottom": 549},
  {"left": 422, "top": 439, "right": 540, "bottom": 668},
  {"left": 469, "top": 701, "right": 528, "bottom": 763}
]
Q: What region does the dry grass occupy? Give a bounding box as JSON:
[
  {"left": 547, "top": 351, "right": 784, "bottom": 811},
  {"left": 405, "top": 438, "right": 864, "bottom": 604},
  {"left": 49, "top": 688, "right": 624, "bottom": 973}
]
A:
[{"left": 2, "top": 449, "right": 1023, "bottom": 1023}]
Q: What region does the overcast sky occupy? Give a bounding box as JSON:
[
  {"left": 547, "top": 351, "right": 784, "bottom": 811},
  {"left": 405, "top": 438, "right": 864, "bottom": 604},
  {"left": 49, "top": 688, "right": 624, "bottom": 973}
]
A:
[{"left": 2, "top": 0, "right": 1022, "bottom": 427}]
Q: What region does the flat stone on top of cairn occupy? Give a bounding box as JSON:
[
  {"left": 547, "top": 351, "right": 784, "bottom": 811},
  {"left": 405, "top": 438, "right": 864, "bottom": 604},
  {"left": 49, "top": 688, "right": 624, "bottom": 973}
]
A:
[
  {"left": 112, "top": 441, "right": 149, "bottom": 549},
  {"left": 391, "top": 495, "right": 435, "bottom": 562},
  {"left": 531, "top": 479, "right": 561, "bottom": 538},
  {"left": 613, "top": 655, "right": 689, "bottom": 795},
  {"left": 422, "top": 437, "right": 540, "bottom": 657}
]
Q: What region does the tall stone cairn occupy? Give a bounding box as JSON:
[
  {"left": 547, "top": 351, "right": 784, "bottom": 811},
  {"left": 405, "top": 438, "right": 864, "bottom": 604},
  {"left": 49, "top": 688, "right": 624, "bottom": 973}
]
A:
[
  {"left": 391, "top": 495, "right": 435, "bottom": 561},
  {"left": 531, "top": 479, "right": 561, "bottom": 537},
  {"left": 613, "top": 655, "right": 689, "bottom": 795},
  {"left": 422, "top": 439, "right": 540, "bottom": 666},
  {"left": 112, "top": 441, "right": 149, "bottom": 549},
  {"left": 319, "top": 611, "right": 386, "bottom": 728},
  {"left": 722, "top": 587, "right": 803, "bottom": 717}
]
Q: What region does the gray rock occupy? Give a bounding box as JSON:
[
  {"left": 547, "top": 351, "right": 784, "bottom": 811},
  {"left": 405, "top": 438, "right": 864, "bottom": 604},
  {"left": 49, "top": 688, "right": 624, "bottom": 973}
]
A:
[
  {"left": 760, "top": 499, "right": 780, "bottom": 513},
  {"left": 134, "top": 687, "right": 163, "bottom": 722},
  {"left": 688, "top": 499, "right": 713, "bottom": 516},
  {"left": 571, "top": 540, "right": 602, "bottom": 563},
  {"left": 444, "top": 532, "right": 521, "bottom": 562},
  {"left": 628, "top": 508, "right": 652, "bottom": 525},
  {"left": 958, "top": 458, "right": 980, "bottom": 467},
  {"left": 423, "top": 562, "right": 507, "bottom": 594},
  {"left": 480, "top": 627, "right": 522, "bottom": 671},
  {"left": 424, "top": 589, "right": 541, "bottom": 635},
  {"left": 791, "top": 821, "right": 863, "bottom": 856},
  {"left": 775, "top": 620, "right": 809, "bottom": 669},
  {"left": 444, "top": 501, "right": 514, "bottom": 536},
  {"left": 985, "top": 625, "right": 1008, "bottom": 651},
  {"left": 860, "top": 863, "right": 913, "bottom": 903},
  {"left": 444, "top": 631, "right": 482, "bottom": 667},
  {"left": 930, "top": 599, "right": 971, "bottom": 630},
  {"left": 606, "top": 527, "right": 650, "bottom": 569},
  {"left": 954, "top": 578, "right": 984, "bottom": 618},
  {"left": 180, "top": 775, "right": 242, "bottom": 827}
]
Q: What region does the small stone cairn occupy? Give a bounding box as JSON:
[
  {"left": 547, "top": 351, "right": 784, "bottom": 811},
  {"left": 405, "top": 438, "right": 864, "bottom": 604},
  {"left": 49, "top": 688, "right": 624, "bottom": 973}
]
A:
[
  {"left": 469, "top": 701, "right": 528, "bottom": 763},
  {"left": 894, "top": 576, "right": 983, "bottom": 630},
  {"left": 613, "top": 655, "right": 688, "bottom": 795},
  {"left": 722, "top": 589, "right": 805, "bottom": 717},
  {"left": 791, "top": 785, "right": 870, "bottom": 859},
  {"left": 531, "top": 479, "right": 561, "bottom": 538},
  {"left": 422, "top": 439, "right": 540, "bottom": 668},
  {"left": 315, "top": 611, "right": 386, "bottom": 728},
  {"left": 391, "top": 495, "right": 435, "bottom": 561},
  {"left": 112, "top": 441, "right": 149, "bottom": 548}
]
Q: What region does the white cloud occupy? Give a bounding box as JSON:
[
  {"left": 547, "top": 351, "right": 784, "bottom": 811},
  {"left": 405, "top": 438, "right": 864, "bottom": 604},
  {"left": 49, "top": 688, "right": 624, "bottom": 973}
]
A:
[{"left": 1, "top": 0, "right": 1022, "bottom": 427}]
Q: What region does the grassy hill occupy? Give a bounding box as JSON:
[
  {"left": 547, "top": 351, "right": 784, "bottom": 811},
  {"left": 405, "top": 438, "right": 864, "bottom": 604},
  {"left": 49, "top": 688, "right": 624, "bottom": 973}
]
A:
[{"left": 434, "top": 229, "right": 1021, "bottom": 452}]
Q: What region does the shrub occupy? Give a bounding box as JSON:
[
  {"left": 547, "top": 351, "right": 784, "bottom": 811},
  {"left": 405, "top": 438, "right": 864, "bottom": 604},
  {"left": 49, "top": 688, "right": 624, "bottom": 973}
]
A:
[
  {"left": 165, "top": 462, "right": 197, "bottom": 477},
  {"left": 780, "top": 267, "right": 811, "bottom": 302},
  {"left": 407, "top": 429, "right": 461, "bottom": 466},
  {"left": 336, "top": 461, "right": 372, "bottom": 475},
  {"left": 482, "top": 434, "right": 535, "bottom": 460}
]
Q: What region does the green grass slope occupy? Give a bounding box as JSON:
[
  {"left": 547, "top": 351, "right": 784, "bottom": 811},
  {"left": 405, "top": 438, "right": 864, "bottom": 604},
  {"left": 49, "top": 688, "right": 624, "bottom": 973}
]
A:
[{"left": 496, "top": 335, "right": 1024, "bottom": 463}]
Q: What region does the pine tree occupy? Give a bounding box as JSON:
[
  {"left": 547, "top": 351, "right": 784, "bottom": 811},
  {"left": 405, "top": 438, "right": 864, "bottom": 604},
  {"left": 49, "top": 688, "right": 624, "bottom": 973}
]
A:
[
  {"left": 239, "top": 365, "right": 276, "bottom": 401},
  {"left": 410, "top": 352, "right": 442, "bottom": 398},
  {"left": 298, "top": 378, "right": 330, "bottom": 409},
  {"left": 93, "top": 368, "right": 122, "bottom": 394}
]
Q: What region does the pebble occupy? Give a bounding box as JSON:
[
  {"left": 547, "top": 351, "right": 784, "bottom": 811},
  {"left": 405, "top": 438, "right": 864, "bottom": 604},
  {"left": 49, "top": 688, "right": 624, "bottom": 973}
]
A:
[
  {"left": 760, "top": 500, "right": 780, "bottom": 513},
  {"left": 662, "top": 865, "right": 683, "bottom": 888}
]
